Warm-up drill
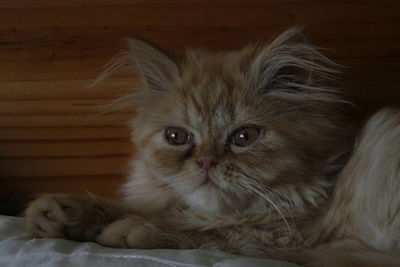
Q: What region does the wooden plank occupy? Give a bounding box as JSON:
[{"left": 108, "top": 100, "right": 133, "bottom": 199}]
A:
[
  {"left": 0, "top": 113, "right": 135, "bottom": 127},
  {"left": 1, "top": 3, "right": 399, "bottom": 31},
  {"left": 0, "top": 4, "right": 310, "bottom": 30},
  {"left": 0, "top": 0, "right": 307, "bottom": 9},
  {"left": 3, "top": 0, "right": 396, "bottom": 9},
  {"left": 1, "top": 23, "right": 399, "bottom": 81},
  {"left": 1, "top": 175, "right": 125, "bottom": 200},
  {"left": 0, "top": 139, "right": 133, "bottom": 157},
  {"left": 0, "top": 99, "right": 133, "bottom": 115},
  {"left": 0, "top": 156, "right": 131, "bottom": 177},
  {"left": 0, "top": 127, "right": 131, "bottom": 141},
  {"left": 0, "top": 78, "right": 137, "bottom": 100}
]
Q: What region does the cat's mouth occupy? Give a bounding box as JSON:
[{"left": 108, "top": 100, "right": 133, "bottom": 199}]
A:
[{"left": 200, "top": 172, "right": 218, "bottom": 188}]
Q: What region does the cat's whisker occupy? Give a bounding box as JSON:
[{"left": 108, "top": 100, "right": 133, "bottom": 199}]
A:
[
  {"left": 236, "top": 183, "right": 294, "bottom": 249},
  {"left": 236, "top": 181, "right": 292, "bottom": 237},
  {"left": 238, "top": 178, "right": 307, "bottom": 249},
  {"left": 265, "top": 187, "right": 292, "bottom": 207},
  {"left": 241, "top": 178, "right": 290, "bottom": 208},
  {"left": 257, "top": 185, "right": 308, "bottom": 247}
]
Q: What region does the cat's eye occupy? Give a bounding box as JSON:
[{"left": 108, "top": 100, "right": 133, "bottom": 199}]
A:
[
  {"left": 231, "top": 127, "right": 260, "bottom": 147},
  {"left": 165, "top": 127, "right": 192, "bottom": 145}
]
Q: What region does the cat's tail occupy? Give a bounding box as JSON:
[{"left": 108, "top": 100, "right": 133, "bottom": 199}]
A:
[
  {"left": 299, "top": 108, "right": 400, "bottom": 266},
  {"left": 322, "top": 108, "right": 400, "bottom": 250}
]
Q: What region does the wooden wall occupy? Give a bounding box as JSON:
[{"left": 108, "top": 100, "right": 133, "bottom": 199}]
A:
[{"left": 1, "top": 1, "right": 399, "bottom": 201}]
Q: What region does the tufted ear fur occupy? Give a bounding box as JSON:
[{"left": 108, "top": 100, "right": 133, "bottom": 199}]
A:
[
  {"left": 91, "top": 39, "right": 180, "bottom": 110},
  {"left": 248, "top": 28, "right": 338, "bottom": 96},
  {"left": 125, "top": 39, "right": 180, "bottom": 92},
  {"left": 92, "top": 39, "right": 179, "bottom": 93}
]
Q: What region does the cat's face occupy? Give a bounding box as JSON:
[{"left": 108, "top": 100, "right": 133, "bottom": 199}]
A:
[{"left": 120, "top": 28, "right": 352, "bottom": 214}]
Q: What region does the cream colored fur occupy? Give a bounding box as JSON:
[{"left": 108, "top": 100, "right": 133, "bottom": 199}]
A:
[{"left": 24, "top": 28, "right": 400, "bottom": 266}]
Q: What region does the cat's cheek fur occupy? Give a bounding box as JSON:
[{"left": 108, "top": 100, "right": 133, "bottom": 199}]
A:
[
  {"left": 122, "top": 160, "right": 177, "bottom": 217},
  {"left": 139, "top": 129, "right": 193, "bottom": 177},
  {"left": 149, "top": 148, "right": 188, "bottom": 177}
]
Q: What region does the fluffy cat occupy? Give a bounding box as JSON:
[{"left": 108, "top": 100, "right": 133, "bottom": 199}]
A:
[{"left": 25, "top": 28, "right": 400, "bottom": 266}]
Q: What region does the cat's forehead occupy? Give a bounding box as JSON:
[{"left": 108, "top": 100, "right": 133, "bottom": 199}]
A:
[
  {"left": 177, "top": 90, "right": 253, "bottom": 139},
  {"left": 180, "top": 48, "right": 255, "bottom": 86},
  {"left": 183, "top": 88, "right": 239, "bottom": 129},
  {"left": 171, "top": 50, "right": 262, "bottom": 134}
]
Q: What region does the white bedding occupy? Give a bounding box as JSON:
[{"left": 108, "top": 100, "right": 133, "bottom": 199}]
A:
[{"left": 0, "top": 215, "right": 298, "bottom": 267}]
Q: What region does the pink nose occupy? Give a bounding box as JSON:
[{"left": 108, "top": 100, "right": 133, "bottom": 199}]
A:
[{"left": 196, "top": 158, "right": 217, "bottom": 171}]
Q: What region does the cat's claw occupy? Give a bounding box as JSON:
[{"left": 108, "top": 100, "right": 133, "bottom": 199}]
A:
[{"left": 25, "top": 194, "right": 101, "bottom": 241}]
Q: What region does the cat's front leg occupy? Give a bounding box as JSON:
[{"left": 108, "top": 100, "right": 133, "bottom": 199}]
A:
[
  {"left": 25, "top": 194, "right": 132, "bottom": 241},
  {"left": 97, "top": 215, "right": 161, "bottom": 248},
  {"left": 96, "top": 215, "right": 197, "bottom": 249}
]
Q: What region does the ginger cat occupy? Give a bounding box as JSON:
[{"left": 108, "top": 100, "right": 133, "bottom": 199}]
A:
[{"left": 25, "top": 28, "right": 400, "bottom": 266}]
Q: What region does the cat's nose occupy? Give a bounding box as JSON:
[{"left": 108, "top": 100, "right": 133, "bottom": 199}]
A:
[{"left": 196, "top": 157, "right": 217, "bottom": 171}]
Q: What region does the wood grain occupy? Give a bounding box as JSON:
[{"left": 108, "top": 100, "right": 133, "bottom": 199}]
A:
[{"left": 0, "top": 0, "right": 399, "bottom": 201}]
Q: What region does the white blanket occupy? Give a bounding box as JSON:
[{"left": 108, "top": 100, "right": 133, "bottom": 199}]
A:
[{"left": 0, "top": 215, "right": 298, "bottom": 267}]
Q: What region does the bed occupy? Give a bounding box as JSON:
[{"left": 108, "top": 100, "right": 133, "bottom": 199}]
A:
[{"left": 0, "top": 215, "right": 298, "bottom": 267}]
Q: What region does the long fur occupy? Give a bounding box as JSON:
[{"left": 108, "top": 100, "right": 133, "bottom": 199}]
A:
[{"left": 25, "top": 28, "right": 400, "bottom": 266}]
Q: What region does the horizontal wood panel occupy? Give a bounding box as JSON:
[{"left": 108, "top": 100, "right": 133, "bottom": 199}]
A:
[
  {"left": 0, "top": 127, "right": 130, "bottom": 141},
  {"left": 0, "top": 139, "right": 133, "bottom": 157},
  {"left": 0, "top": 99, "right": 119, "bottom": 115},
  {"left": 2, "top": 3, "right": 399, "bottom": 31},
  {"left": 2, "top": 23, "right": 400, "bottom": 59},
  {"left": 0, "top": 1, "right": 311, "bottom": 9},
  {"left": 0, "top": 156, "right": 131, "bottom": 177},
  {"left": 0, "top": 4, "right": 310, "bottom": 29},
  {"left": 0, "top": 78, "right": 136, "bottom": 99},
  {"left": 0, "top": 126, "right": 130, "bottom": 142},
  {"left": 1, "top": 175, "right": 125, "bottom": 200},
  {"left": 2, "top": 1, "right": 397, "bottom": 9},
  {"left": 0, "top": 113, "right": 134, "bottom": 128}
]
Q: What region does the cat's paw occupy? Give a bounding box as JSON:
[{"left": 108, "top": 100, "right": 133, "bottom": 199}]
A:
[
  {"left": 25, "top": 194, "right": 103, "bottom": 241},
  {"left": 96, "top": 215, "right": 164, "bottom": 249}
]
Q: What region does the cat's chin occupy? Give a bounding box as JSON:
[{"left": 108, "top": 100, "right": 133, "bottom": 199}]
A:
[{"left": 184, "top": 186, "right": 224, "bottom": 214}]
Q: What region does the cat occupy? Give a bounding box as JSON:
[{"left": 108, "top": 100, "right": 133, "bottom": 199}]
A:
[{"left": 24, "top": 28, "right": 400, "bottom": 266}]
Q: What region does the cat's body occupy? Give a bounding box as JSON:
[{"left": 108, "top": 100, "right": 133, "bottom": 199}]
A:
[{"left": 25, "top": 28, "right": 400, "bottom": 266}]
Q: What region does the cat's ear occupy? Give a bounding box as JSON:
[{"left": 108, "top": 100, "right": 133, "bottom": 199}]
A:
[
  {"left": 127, "top": 39, "right": 179, "bottom": 92},
  {"left": 248, "top": 27, "right": 336, "bottom": 93},
  {"left": 92, "top": 38, "right": 179, "bottom": 92},
  {"left": 267, "top": 27, "right": 308, "bottom": 50}
]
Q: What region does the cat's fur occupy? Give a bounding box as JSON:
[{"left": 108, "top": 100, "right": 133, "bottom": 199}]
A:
[{"left": 25, "top": 28, "right": 400, "bottom": 266}]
